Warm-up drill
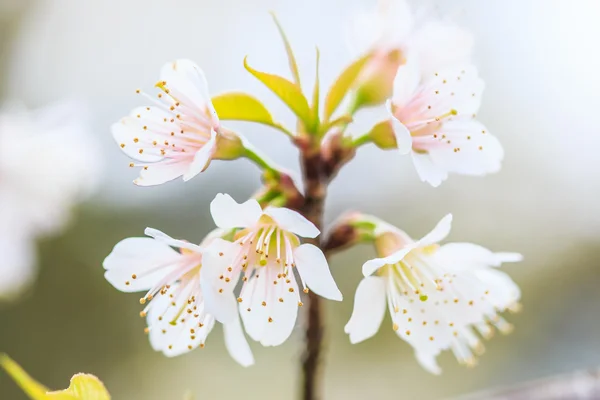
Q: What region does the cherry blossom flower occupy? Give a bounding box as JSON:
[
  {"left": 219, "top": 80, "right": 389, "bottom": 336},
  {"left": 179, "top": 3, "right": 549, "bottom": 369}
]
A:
[
  {"left": 201, "top": 193, "right": 342, "bottom": 347},
  {"left": 0, "top": 102, "right": 99, "bottom": 299},
  {"left": 345, "top": 214, "right": 522, "bottom": 374},
  {"left": 389, "top": 61, "right": 504, "bottom": 186},
  {"left": 350, "top": 0, "right": 474, "bottom": 81},
  {"left": 103, "top": 227, "right": 254, "bottom": 366},
  {"left": 112, "top": 59, "right": 245, "bottom": 186}
]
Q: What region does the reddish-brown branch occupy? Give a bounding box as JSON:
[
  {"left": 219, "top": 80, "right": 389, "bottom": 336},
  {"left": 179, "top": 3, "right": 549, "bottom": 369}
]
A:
[{"left": 298, "top": 139, "right": 327, "bottom": 400}]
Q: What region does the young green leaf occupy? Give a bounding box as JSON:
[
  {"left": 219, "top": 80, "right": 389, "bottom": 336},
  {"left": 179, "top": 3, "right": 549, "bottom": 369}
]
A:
[
  {"left": 212, "top": 92, "right": 275, "bottom": 126},
  {"left": 270, "top": 12, "right": 301, "bottom": 87},
  {"left": 47, "top": 374, "right": 110, "bottom": 400},
  {"left": 323, "top": 53, "right": 371, "bottom": 121},
  {"left": 1, "top": 354, "right": 111, "bottom": 400},
  {"left": 310, "top": 47, "right": 321, "bottom": 133},
  {"left": 1, "top": 354, "right": 50, "bottom": 399},
  {"left": 243, "top": 56, "right": 311, "bottom": 127}
]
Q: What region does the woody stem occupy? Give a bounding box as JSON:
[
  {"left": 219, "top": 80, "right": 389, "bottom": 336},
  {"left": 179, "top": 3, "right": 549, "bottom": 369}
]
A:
[{"left": 299, "top": 139, "right": 327, "bottom": 400}]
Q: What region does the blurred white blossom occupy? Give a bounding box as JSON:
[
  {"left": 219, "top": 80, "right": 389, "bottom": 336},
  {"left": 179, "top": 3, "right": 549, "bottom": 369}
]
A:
[{"left": 0, "top": 102, "right": 100, "bottom": 299}]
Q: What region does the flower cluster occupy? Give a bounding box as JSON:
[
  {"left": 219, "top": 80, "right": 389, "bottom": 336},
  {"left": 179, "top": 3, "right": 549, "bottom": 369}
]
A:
[{"left": 104, "top": 0, "right": 521, "bottom": 375}]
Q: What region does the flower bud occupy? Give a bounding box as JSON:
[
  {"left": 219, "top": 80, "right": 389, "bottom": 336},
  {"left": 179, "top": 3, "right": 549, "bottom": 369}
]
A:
[{"left": 353, "top": 49, "right": 404, "bottom": 108}]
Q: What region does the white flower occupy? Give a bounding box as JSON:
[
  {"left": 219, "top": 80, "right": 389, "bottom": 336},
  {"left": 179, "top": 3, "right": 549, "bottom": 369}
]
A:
[
  {"left": 389, "top": 61, "right": 504, "bottom": 186},
  {"left": 0, "top": 102, "right": 100, "bottom": 299},
  {"left": 112, "top": 59, "right": 243, "bottom": 186},
  {"left": 350, "top": 0, "right": 474, "bottom": 77},
  {"left": 201, "top": 193, "right": 342, "bottom": 347},
  {"left": 345, "top": 214, "right": 522, "bottom": 374},
  {"left": 103, "top": 227, "right": 254, "bottom": 366}
]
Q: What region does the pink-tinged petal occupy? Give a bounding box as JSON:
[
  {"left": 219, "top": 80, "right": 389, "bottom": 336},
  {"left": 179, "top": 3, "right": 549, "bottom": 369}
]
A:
[
  {"left": 210, "top": 193, "right": 263, "bottom": 230},
  {"left": 134, "top": 162, "right": 190, "bottom": 186},
  {"left": 415, "top": 350, "right": 442, "bottom": 375},
  {"left": 264, "top": 207, "right": 319, "bottom": 239},
  {"left": 418, "top": 214, "right": 452, "bottom": 247},
  {"left": 182, "top": 130, "right": 217, "bottom": 182},
  {"left": 391, "top": 58, "right": 421, "bottom": 107},
  {"left": 344, "top": 276, "right": 386, "bottom": 344},
  {"left": 417, "top": 65, "right": 484, "bottom": 119},
  {"left": 294, "top": 244, "right": 342, "bottom": 301},
  {"left": 389, "top": 114, "right": 413, "bottom": 155},
  {"left": 160, "top": 59, "right": 218, "bottom": 125},
  {"left": 362, "top": 244, "right": 416, "bottom": 276},
  {"left": 437, "top": 242, "right": 522, "bottom": 272},
  {"left": 143, "top": 228, "right": 203, "bottom": 252},
  {"left": 411, "top": 151, "right": 448, "bottom": 187},
  {"left": 223, "top": 314, "right": 255, "bottom": 367},
  {"left": 103, "top": 237, "right": 181, "bottom": 292},
  {"left": 259, "top": 274, "right": 300, "bottom": 347}
]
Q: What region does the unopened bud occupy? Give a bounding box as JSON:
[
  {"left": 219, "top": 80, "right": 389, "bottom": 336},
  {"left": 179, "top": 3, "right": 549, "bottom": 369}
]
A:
[{"left": 353, "top": 49, "right": 404, "bottom": 108}]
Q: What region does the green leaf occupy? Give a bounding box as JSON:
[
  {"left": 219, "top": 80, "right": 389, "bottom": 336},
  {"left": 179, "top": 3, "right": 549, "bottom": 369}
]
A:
[
  {"left": 270, "top": 12, "right": 301, "bottom": 87},
  {"left": 323, "top": 54, "right": 371, "bottom": 121},
  {"left": 1, "top": 354, "right": 50, "bottom": 400},
  {"left": 212, "top": 92, "right": 275, "bottom": 126},
  {"left": 47, "top": 374, "right": 110, "bottom": 400},
  {"left": 310, "top": 47, "right": 321, "bottom": 133},
  {"left": 243, "top": 56, "right": 311, "bottom": 127},
  {"left": 1, "top": 354, "right": 111, "bottom": 400}
]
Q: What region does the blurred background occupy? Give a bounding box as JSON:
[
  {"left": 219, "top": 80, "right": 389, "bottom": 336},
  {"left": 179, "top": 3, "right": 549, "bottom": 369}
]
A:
[{"left": 1, "top": 0, "right": 599, "bottom": 398}]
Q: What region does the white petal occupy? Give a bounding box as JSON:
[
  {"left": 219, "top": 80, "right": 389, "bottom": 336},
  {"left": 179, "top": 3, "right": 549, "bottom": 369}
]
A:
[
  {"left": 474, "top": 269, "right": 521, "bottom": 309},
  {"left": 391, "top": 58, "right": 421, "bottom": 107},
  {"left": 428, "top": 119, "right": 504, "bottom": 176},
  {"left": 362, "top": 244, "right": 416, "bottom": 276},
  {"left": 293, "top": 244, "right": 342, "bottom": 301},
  {"left": 160, "top": 59, "right": 218, "bottom": 125},
  {"left": 410, "top": 21, "right": 474, "bottom": 77},
  {"left": 182, "top": 130, "right": 217, "bottom": 181},
  {"left": 411, "top": 151, "right": 448, "bottom": 187},
  {"left": 264, "top": 207, "right": 319, "bottom": 238},
  {"left": 0, "top": 233, "right": 36, "bottom": 299},
  {"left": 418, "top": 214, "right": 452, "bottom": 247},
  {"left": 437, "top": 242, "right": 522, "bottom": 272},
  {"left": 111, "top": 119, "right": 162, "bottom": 163},
  {"left": 134, "top": 162, "right": 190, "bottom": 186},
  {"left": 386, "top": 100, "right": 413, "bottom": 155},
  {"left": 147, "top": 280, "right": 215, "bottom": 356},
  {"left": 200, "top": 276, "right": 238, "bottom": 324},
  {"left": 259, "top": 274, "right": 300, "bottom": 347},
  {"left": 415, "top": 350, "right": 442, "bottom": 375},
  {"left": 239, "top": 274, "right": 269, "bottom": 341},
  {"left": 210, "top": 193, "right": 263, "bottom": 230},
  {"left": 223, "top": 315, "right": 255, "bottom": 367},
  {"left": 344, "top": 276, "right": 386, "bottom": 344},
  {"left": 143, "top": 228, "right": 203, "bottom": 252},
  {"left": 200, "top": 238, "right": 239, "bottom": 283},
  {"left": 103, "top": 237, "right": 182, "bottom": 292}
]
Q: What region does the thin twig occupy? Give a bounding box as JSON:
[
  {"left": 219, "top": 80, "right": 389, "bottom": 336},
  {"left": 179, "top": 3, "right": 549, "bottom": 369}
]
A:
[{"left": 453, "top": 368, "right": 600, "bottom": 400}]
